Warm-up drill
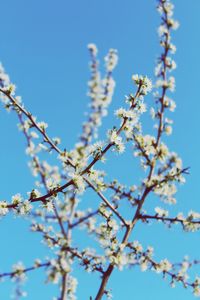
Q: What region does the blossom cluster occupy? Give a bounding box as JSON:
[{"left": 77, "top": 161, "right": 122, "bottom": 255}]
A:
[{"left": 80, "top": 44, "right": 118, "bottom": 148}]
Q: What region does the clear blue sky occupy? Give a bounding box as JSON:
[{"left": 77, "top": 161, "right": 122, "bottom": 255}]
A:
[{"left": 0, "top": 0, "right": 200, "bottom": 299}]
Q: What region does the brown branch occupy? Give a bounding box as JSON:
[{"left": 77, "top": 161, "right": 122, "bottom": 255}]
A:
[
  {"left": 0, "top": 88, "right": 75, "bottom": 166},
  {"left": 94, "top": 2, "right": 176, "bottom": 298},
  {"left": 86, "top": 177, "right": 128, "bottom": 227},
  {"left": 70, "top": 209, "right": 99, "bottom": 229},
  {"left": 0, "top": 262, "right": 50, "bottom": 279},
  {"left": 60, "top": 273, "right": 67, "bottom": 300},
  {"left": 139, "top": 214, "right": 200, "bottom": 227},
  {"left": 1, "top": 86, "right": 142, "bottom": 228}
]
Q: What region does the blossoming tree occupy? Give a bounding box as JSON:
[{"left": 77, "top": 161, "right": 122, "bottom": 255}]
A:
[{"left": 0, "top": 0, "right": 200, "bottom": 299}]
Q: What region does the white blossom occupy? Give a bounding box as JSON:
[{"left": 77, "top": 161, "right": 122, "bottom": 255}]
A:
[{"left": 0, "top": 201, "right": 8, "bottom": 216}]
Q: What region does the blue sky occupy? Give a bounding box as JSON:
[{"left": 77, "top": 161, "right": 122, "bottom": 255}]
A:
[{"left": 0, "top": 0, "right": 200, "bottom": 299}]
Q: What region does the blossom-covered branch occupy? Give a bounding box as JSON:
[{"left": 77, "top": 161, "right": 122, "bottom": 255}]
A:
[
  {"left": 0, "top": 0, "right": 199, "bottom": 299},
  {"left": 139, "top": 209, "right": 200, "bottom": 232}
]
